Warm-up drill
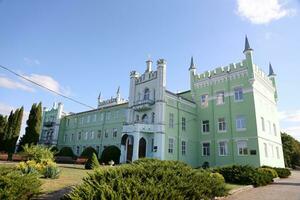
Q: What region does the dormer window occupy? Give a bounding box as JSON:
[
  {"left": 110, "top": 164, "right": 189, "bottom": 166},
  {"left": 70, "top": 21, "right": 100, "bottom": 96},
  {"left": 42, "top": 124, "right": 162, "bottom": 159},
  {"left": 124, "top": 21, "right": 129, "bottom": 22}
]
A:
[{"left": 144, "top": 88, "right": 150, "bottom": 100}]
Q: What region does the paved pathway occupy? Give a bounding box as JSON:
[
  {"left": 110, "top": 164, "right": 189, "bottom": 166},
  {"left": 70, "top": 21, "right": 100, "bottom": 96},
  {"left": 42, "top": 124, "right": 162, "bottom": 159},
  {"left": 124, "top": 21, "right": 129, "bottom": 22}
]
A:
[{"left": 225, "top": 170, "right": 300, "bottom": 200}]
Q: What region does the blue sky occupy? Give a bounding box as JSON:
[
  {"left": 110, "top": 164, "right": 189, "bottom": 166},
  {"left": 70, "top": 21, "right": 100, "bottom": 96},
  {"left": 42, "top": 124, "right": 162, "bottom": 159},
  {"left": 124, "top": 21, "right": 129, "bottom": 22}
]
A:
[{"left": 0, "top": 0, "right": 300, "bottom": 140}]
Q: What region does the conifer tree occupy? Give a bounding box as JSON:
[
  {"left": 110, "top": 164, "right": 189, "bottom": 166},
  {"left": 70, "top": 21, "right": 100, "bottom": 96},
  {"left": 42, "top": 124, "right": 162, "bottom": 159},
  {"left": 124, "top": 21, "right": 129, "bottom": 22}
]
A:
[
  {"left": 19, "top": 103, "right": 42, "bottom": 151},
  {"left": 0, "top": 115, "right": 8, "bottom": 151},
  {"left": 3, "top": 107, "right": 23, "bottom": 153}
]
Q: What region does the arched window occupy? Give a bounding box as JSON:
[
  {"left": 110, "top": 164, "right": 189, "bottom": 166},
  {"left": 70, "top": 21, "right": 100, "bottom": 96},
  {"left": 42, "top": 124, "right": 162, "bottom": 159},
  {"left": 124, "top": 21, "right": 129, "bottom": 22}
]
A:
[
  {"left": 151, "top": 112, "right": 155, "bottom": 124},
  {"left": 144, "top": 88, "right": 150, "bottom": 100},
  {"left": 136, "top": 115, "right": 139, "bottom": 122},
  {"left": 142, "top": 114, "right": 148, "bottom": 123}
]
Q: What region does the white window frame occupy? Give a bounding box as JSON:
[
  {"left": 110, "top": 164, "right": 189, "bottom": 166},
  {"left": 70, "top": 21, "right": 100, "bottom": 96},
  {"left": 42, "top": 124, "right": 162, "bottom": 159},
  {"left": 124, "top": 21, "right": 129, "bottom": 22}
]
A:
[
  {"left": 261, "top": 117, "right": 265, "bottom": 132},
  {"left": 236, "top": 116, "right": 246, "bottom": 131},
  {"left": 201, "top": 94, "right": 208, "bottom": 107},
  {"left": 169, "top": 113, "right": 174, "bottom": 128},
  {"left": 218, "top": 118, "right": 226, "bottom": 132},
  {"left": 234, "top": 87, "right": 243, "bottom": 101},
  {"left": 181, "top": 140, "right": 186, "bottom": 155},
  {"left": 85, "top": 132, "right": 88, "bottom": 140},
  {"left": 237, "top": 140, "right": 248, "bottom": 155},
  {"left": 90, "top": 131, "right": 94, "bottom": 140},
  {"left": 216, "top": 91, "right": 225, "bottom": 105},
  {"left": 202, "top": 120, "right": 210, "bottom": 133},
  {"left": 113, "top": 128, "right": 117, "bottom": 138},
  {"left": 219, "top": 141, "right": 228, "bottom": 156},
  {"left": 168, "top": 137, "right": 175, "bottom": 154},
  {"left": 202, "top": 142, "right": 210, "bottom": 156}
]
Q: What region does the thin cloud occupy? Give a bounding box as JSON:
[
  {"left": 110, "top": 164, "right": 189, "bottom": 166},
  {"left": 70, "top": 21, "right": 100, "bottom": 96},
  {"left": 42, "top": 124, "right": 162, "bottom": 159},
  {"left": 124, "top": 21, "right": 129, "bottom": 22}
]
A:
[
  {"left": 236, "top": 0, "right": 296, "bottom": 24},
  {"left": 0, "top": 76, "right": 34, "bottom": 92},
  {"left": 24, "top": 57, "right": 40, "bottom": 66},
  {"left": 281, "top": 126, "right": 300, "bottom": 141},
  {"left": 279, "top": 109, "right": 300, "bottom": 122}
]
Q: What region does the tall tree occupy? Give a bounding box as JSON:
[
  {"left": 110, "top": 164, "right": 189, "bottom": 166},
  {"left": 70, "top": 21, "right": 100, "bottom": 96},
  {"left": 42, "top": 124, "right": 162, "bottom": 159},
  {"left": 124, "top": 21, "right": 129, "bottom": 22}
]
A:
[
  {"left": 281, "top": 132, "right": 300, "bottom": 168},
  {"left": 19, "top": 102, "right": 42, "bottom": 151},
  {"left": 0, "top": 114, "right": 8, "bottom": 151},
  {"left": 3, "top": 107, "right": 23, "bottom": 153}
]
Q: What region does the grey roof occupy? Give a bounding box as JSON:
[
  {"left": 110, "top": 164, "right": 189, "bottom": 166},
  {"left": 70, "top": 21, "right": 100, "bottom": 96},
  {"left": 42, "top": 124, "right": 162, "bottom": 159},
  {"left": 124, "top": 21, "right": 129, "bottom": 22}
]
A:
[
  {"left": 243, "top": 35, "right": 253, "bottom": 53},
  {"left": 189, "top": 56, "right": 196, "bottom": 70},
  {"left": 268, "top": 62, "right": 276, "bottom": 76}
]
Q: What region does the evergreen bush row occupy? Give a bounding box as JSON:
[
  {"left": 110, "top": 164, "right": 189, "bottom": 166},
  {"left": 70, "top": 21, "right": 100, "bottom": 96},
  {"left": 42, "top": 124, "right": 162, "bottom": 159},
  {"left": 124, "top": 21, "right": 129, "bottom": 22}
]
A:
[
  {"left": 213, "top": 165, "right": 290, "bottom": 187},
  {"left": 64, "top": 159, "right": 228, "bottom": 200},
  {"left": 0, "top": 166, "right": 41, "bottom": 200}
]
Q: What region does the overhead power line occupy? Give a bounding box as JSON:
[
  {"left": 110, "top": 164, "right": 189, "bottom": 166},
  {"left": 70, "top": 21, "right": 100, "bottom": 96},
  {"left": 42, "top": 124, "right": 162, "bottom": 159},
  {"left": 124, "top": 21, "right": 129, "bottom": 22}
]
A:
[{"left": 0, "top": 64, "right": 95, "bottom": 110}]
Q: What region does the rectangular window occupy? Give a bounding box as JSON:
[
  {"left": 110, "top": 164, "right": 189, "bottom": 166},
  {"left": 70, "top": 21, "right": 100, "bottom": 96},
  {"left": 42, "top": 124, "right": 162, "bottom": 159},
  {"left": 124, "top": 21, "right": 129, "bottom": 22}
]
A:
[
  {"left": 106, "top": 112, "right": 111, "bottom": 120},
  {"left": 236, "top": 116, "right": 246, "bottom": 131},
  {"left": 219, "top": 141, "right": 228, "bottom": 156},
  {"left": 71, "top": 133, "right": 74, "bottom": 141},
  {"left": 216, "top": 91, "right": 225, "bottom": 105},
  {"left": 169, "top": 113, "right": 174, "bottom": 128},
  {"left": 93, "top": 114, "right": 97, "bottom": 122},
  {"left": 270, "top": 144, "right": 274, "bottom": 158},
  {"left": 64, "top": 134, "right": 67, "bottom": 142},
  {"left": 90, "top": 131, "right": 94, "bottom": 140},
  {"left": 182, "top": 117, "right": 186, "bottom": 131},
  {"left": 273, "top": 124, "right": 277, "bottom": 136},
  {"left": 78, "top": 132, "right": 81, "bottom": 140},
  {"left": 201, "top": 94, "right": 208, "bottom": 107},
  {"left": 202, "top": 120, "right": 210, "bottom": 133},
  {"left": 97, "top": 130, "right": 101, "bottom": 139},
  {"left": 105, "top": 129, "right": 108, "bottom": 138},
  {"left": 181, "top": 141, "right": 186, "bottom": 155},
  {"left": 268, "top": 121, "right": 271, "bottom": 134},
  {"left": 168, "top": 138, "right": 174, "bottom": 154},
  {"left": 76, "top": 146, "right": 80, "bottom": 155},
  {"left": 87, "top": 115, "right": 90, "bottom": 123},
  {"left": 85, "top": 132, "right": 88, "bottom": 140},
  {"left": 264, "top": 143, "right": 268, "bottom": 157},
  {"left": 237, "top": 140, "right": 248, "bottom": 155},
  {"left": 234, "top": 87, "right": 243, "bottom": 101},
  {"left": 202, "top": 142, "right": 210, "bottom": 156},
  {"left": 261, "top": 117, "right": 265, "bottom": 132},
  {"left": 276, "top": 146, "right": 280, "bottom": 159},
  {"left": 218, "top": 118, "right": 226, "bottom": 132},
  {"left": 151, "top": 138, "right": 154, "bottom": 152},
  {"left": 113, "top": 128, "right": 117, "bottom": 138}
]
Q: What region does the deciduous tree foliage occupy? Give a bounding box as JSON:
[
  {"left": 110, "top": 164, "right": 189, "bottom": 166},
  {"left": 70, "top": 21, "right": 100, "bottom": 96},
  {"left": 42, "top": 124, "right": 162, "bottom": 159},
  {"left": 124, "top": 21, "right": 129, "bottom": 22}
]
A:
[{"left": 281, "top": 132, "right": 300, "bottom": 168}]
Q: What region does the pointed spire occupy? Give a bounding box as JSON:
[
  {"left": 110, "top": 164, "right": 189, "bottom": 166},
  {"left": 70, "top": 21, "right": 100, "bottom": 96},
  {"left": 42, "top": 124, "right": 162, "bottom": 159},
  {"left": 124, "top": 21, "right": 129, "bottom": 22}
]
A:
[
  {"left": 98, "top": 92, "right": 101, "bottom": 101},
  {"left": 116, "top": 86, "right": 120, "bottom": 95},
  {"left": 268, "top": 62, "right": 276, "bottom": 76},
  {"left": 243, "top": 35, "right": 253, "bottom": 53},
  {"left": 189, "top": 56, "right": 196, "bottom": 70}
]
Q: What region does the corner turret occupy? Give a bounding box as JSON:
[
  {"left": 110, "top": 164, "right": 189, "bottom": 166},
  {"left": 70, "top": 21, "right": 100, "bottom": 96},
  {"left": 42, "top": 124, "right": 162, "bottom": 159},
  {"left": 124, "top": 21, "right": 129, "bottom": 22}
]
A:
[
  {"left": 243, "top": 35, "right": 254, "bottom": 78},
  {"left": 268, "top": 62, "right": 278, "bottom": 101}
]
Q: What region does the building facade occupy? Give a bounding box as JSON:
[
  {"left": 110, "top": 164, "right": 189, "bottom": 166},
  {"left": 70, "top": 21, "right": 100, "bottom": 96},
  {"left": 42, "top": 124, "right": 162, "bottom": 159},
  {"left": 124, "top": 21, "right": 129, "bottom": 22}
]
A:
[{"left": 40, "top": 37, "right": 285, "bottom": 168}]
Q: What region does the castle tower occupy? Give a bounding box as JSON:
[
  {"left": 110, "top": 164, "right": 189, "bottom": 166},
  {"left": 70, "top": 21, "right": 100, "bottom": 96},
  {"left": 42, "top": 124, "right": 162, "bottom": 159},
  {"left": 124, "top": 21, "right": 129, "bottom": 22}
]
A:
[{"left": 243, "top": 35, "right": 255, "bottom": 78}]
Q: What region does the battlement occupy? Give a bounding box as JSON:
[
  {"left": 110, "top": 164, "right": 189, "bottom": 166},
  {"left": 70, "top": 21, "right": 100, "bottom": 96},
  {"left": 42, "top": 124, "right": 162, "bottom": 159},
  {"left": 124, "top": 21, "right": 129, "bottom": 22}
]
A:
[
  {"left": 253, "top": 64, "right": 273, "bottom": 86},
  {"left": 135, "top": 70, "right": 158, "bottom": 85},
  {"left": 194, "top": 60, "right": 247, "bottom": 81}
]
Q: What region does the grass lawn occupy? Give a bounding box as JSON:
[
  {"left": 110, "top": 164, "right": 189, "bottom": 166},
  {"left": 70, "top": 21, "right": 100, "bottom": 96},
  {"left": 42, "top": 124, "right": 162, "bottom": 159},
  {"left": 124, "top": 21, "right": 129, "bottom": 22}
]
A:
[
  {"left": 226, "top": 183, "right": 245, "bottom": 191},
  {"left": 40, "top": 164, "right": 92, "bottom": 194},
  {"left": 0, "top": 162, "right": 92, "bottom": 194}
]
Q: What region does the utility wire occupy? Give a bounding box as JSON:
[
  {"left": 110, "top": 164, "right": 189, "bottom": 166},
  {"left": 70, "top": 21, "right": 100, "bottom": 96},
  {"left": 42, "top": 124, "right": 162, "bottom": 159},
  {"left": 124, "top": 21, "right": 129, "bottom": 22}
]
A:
[{"left": 0, "top": 64, "right": 95, "bottom": 109}]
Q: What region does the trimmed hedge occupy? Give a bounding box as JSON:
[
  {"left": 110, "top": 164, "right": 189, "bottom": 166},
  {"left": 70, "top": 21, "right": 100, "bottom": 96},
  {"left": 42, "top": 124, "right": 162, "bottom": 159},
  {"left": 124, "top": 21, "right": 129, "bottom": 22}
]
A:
[
  {"left": 64, "top": 159, "right": 228, "bottom": 200},
  {"left": 57, "top": 147, "right": 75, "bottom": 158},
  {"left": 80, "top": 146, "right": 97, "bottom": 159},
  {"left": 262, "top": 165, "right": 291, "bottom": 178},
  {"left": 100, "top": 145, "right": 121, "bottom": 164},
  {"left": 0, "top": 166, "right": 41, "bottom": 200},
  {"left": 213, "top": 165, "right": 275, "bottom": 187}
]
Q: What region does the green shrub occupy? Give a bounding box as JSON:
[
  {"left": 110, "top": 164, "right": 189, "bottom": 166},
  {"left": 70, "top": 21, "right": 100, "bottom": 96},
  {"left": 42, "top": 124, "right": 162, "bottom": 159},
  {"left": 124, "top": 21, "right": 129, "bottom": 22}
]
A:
[
  {"left": 64, "top": 159, "right": 228, "bottom": 200},
  {"left": 273, "top": 167, "right": 291, "bottom": 178},
  {"left": 0, "top": 166, "right": 41, "bottom": 200},
  {"left": 100, "top": 145, "right": 121, "bottom": 164},
  {"left": 57, "top": 147, "right": 75, "bottom": 157},
  {"left": 50, "top": 146, "right": 59, "bottom": 155},
  {"left": 42, "top": 163, "right": 61, "bottom": 179},
  {"left": 22, "top": 144, "right": 54, "bottom": 163},
  {"left": 214, "top": 165, "right": 277, "bottom": 187},
  {"left": 259, "top": 167, "right": 278, "bottom": 179},
  {"left": 80, "top": 146, "right": 97, "bottom": 159}
]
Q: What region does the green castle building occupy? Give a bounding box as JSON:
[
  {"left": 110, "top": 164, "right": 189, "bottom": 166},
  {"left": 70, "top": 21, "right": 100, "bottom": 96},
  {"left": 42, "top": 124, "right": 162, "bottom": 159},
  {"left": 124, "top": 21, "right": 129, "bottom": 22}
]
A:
[{"left": 39, "top": 37, "right": 284, "bottom": 168}]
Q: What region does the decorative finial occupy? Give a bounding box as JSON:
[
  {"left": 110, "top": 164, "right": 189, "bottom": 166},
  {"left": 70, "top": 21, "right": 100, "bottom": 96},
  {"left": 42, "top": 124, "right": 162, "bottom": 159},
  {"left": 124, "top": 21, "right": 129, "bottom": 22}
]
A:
[
  {"left": 268, "top": 62, "right": 276, "bottom": 76},
  {"left": 189, "top": 56, "right": 196, "bottom": 70},
  {"left": 243, "top": 35, "right": 253, "bottom": 53}
]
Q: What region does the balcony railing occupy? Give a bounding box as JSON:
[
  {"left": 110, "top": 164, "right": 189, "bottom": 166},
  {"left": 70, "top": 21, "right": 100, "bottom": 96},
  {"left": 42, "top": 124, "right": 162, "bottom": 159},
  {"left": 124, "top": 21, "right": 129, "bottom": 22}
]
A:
[
  {"left": 43, "top": 121, "right": 55, "bottom": 127},
  {"left": 132, "top": 99, "right": 154, "bottom": 111}
]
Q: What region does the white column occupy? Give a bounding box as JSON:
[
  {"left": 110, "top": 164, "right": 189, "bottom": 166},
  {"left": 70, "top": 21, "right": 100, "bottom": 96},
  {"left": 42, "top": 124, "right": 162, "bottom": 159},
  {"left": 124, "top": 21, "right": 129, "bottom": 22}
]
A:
[
  {"left": 120, "top": 145, "right": 126, "bottom": 163},
  {"left": 132, "top": 132, "right": 140, "bottom": 161},
  {"left": 154, "top": 132, "right": 165, "bottom": 160}
]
